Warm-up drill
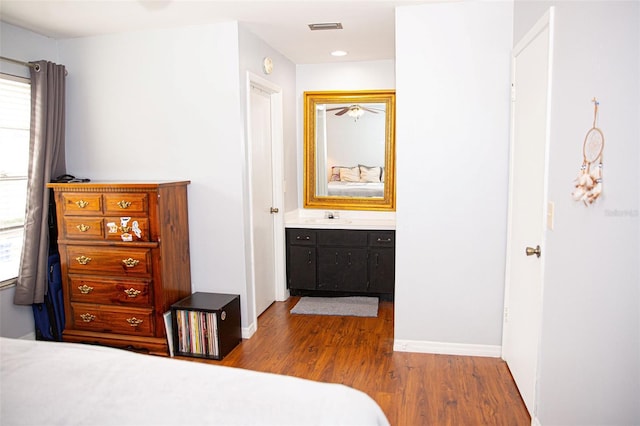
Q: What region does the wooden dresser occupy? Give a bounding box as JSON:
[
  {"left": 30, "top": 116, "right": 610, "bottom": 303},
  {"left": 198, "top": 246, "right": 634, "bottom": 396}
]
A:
[{"left": 47, "top": 181, "right": 192, "bottom": 356}]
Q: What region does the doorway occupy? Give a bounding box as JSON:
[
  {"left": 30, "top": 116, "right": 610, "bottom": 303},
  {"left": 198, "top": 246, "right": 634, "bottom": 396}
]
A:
[
  {"left": 502, "top": 8, "right": 554, "bottom": 419},
  {"left": 246, "top": 73, "right": 286, "bottom": 324}
]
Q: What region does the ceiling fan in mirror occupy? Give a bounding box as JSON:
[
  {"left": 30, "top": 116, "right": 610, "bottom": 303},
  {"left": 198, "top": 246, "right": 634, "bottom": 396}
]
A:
[{"left": 326, "top": 104, "right": 385, "bottom": 119}]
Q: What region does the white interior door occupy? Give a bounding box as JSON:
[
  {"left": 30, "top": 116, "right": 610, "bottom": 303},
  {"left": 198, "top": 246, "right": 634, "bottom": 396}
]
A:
[
  {"left": 502, "top": 9, "right": 554, "bottom": 419},
  {"left": 250, "top": 84, "right": 277, "bottom": 316}
]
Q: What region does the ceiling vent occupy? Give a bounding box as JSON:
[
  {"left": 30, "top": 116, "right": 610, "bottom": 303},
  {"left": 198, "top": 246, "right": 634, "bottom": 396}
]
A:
[{"left": 308, "top": 22, "right": 343, "bottom": 31}]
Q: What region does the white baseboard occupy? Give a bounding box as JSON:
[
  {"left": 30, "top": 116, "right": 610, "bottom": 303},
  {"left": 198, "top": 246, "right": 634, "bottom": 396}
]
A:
[
  {"left": 531, "top": 416, "right": 541, "bottom": 426},
  {"left": 242, "top": 322, "right": 256, "bottom": 339},
  {"left": 393, "top": 339, "right": 501, "bottom": 357}
]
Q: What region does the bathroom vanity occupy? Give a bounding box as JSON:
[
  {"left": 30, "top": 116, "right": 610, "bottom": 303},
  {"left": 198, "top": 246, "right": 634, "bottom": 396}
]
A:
[{"left": 285, "top": 212, "right": 395, "bottom": 299}]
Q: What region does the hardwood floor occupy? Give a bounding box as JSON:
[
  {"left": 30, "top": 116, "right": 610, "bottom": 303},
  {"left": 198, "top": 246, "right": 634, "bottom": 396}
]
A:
[{"left": 184, "top": 297, "right": 530, "bottom": 425}]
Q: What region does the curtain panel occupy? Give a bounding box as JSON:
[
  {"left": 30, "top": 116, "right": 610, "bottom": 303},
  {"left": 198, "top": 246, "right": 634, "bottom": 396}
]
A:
[{"left": 14, "top": 61, "right": 66, "bottom": 305}]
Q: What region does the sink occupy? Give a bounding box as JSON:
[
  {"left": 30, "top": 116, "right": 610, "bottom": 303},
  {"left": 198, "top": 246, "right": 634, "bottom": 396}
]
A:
[{"left": 302, "top": 218, "right": 352, "bottom": 225}]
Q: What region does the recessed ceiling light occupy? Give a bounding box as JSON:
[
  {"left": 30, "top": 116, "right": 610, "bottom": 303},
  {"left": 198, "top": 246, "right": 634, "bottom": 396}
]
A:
[
  {"left": 331, "top": 50, "right": 348, "bottom": 57},
  {"left": 308, "top": 22, "right": 343, "bottom": 31}
]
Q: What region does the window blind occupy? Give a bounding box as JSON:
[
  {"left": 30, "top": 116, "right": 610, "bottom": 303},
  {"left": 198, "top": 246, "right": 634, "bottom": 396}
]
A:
[{"left": 0, "top": 74, "right": 30, "bottom": 284}]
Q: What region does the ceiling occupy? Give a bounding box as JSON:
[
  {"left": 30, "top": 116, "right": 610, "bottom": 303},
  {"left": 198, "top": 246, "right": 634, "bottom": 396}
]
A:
[{"left": 0, "top": 0, "right": 433, "bottom": 64}]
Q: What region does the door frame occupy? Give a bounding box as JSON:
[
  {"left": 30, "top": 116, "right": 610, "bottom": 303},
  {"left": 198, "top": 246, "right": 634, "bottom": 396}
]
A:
[
  {"left": 245, "top": 72, "right": 286, "bottom": 333},
  {"left": 501, "top": 7, "right": 554, "bottom": 422}
]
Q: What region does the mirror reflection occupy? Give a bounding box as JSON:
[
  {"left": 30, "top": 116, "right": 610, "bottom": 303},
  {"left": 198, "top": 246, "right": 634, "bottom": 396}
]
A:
[
  {"left": 316, "top": 102, "right": 386, "bottom": 198},
  {"left": 304, "top": 90, "right": 395, "bottom": 211}
]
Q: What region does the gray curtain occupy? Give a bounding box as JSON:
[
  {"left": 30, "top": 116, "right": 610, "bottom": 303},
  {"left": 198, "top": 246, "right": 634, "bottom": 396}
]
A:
[{"left": 13, "top": 60, "right": 66, "bottom": 305}]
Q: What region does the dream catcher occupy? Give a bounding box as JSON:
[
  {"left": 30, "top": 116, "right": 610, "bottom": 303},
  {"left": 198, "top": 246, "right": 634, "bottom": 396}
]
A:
[{"left": 572, "top": 98, "right": 604, "bottom": 205}]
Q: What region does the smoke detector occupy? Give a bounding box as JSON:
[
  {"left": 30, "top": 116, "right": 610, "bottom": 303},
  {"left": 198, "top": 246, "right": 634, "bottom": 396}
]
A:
[{"left": 308, "top": 22, "right": 343, "bottom": 31}]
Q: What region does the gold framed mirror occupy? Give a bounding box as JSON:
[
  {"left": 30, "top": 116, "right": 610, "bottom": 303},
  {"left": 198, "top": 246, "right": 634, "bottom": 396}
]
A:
[{"left": 303, "top": 90, "right": 396, "bottom": 211}]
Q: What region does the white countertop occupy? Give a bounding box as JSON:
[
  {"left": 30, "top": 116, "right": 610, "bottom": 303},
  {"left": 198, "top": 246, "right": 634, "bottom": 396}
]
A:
[{"left": 284, "top": 209, "right": 396, "bottom": 230}]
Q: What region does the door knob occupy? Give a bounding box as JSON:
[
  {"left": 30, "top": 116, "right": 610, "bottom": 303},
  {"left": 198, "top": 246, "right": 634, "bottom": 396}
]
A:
[
  {"left": 270, "top": 207, "right": 279, "bottom": 214},
  {"left": 525, "top": 245, "right": 541, "bottom": 258}
]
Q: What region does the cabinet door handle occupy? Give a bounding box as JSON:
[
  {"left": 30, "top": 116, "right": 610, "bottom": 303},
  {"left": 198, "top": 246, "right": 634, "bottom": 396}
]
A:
[
  {"left": 307, "top": 250, "right": 312, "bottom": 264},
  {"left": 347, "top": 252, "right": 352, "bottom": 266},
  {"left": 335, "top": 252, "right": 339, "bottom": 264},
  {"left": 296, "top": 235, "right": 311, "bottom": 241},
  {"left": 377, "top": 237, "right": 392, "bottom": 243},
  {"left": 375, "top": 253, "right": 379, "bottom": 266}
]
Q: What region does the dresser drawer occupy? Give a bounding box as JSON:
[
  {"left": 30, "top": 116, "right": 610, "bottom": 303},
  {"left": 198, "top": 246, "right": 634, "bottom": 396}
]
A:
[
  {"left": 62, "top": 217, "right": 105, "bottom": 240},
  {"left": 318, "top": 229, "right": 368, "bottom": 246},
  {"left": 104, "top": 193, "right": 148, "bottom": 215},
  {"left": 69, "top": 277, "right": 151, "bottom": 305},
  {"left": 71, "top": 303, "right": 154, "bottom": 336},
  {"left": 287, "top": 229, "right": 316, "bottom": 246},
  {"left": 104, "top": 216, "right": 150, "bottom": 242},
  {"left": 368, "top": 231, "right": 395, "bottom": 247},
  {"left": 60, "top": 193, "right": 102, "bottom": 215},
  {"left": 65, "top": 246, "right": 152, "bottom": 277}
]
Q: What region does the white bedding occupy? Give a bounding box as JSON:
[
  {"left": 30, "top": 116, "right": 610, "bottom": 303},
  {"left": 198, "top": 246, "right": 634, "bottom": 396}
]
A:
[
  {"left": 327, "top": 182, "right": 384, "bottom": 197},
  {"left": 0, "top": 338, "right": 389, "bottom": 426}
]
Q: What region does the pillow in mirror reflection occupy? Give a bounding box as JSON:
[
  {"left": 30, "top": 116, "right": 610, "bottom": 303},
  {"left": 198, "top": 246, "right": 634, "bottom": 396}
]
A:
[
  {"left": 340, "top": 166, "right": 360, "bottom": 182},
  {"left": 359, "top": 165, "right": 381, "bottom": 183},
  {"left": 330, "top": 166, "right": 344, "bottom": 182}
]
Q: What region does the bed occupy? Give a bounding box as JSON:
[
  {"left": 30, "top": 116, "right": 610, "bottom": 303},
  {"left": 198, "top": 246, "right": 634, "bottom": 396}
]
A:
[
  {"left": 327, "top": 181, "right": 384, "bottom": 197},
  {"left": 0, "top": 337, "right": 389, "bottom": 425},
  {"left": 327, "top": 165, "right": 384, "bottom": 197}
]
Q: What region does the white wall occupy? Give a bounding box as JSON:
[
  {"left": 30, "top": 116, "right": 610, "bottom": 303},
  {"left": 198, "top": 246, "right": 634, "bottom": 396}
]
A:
[
  {"left": 0, "top": 22, "right": 59, "bottom": 339},
  {"left": 326, "top": 110, "right": 385, "bottom": 169},
  {"left": 394, "top": 2, "right": 513, "bottom": 355},
  {"left": 514, "top": 2, "right": 640, "bottom": 424},
  {"left": 57, "top": 23, "right": 254, "bottom": 327},
  {"left": 295, "top": 60, "right": 395, "bottom": 210}
]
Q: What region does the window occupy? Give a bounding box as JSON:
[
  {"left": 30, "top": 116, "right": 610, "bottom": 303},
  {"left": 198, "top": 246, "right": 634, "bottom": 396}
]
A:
[{"left": 0, "top": 74, "right": 30, "bottom": 285}]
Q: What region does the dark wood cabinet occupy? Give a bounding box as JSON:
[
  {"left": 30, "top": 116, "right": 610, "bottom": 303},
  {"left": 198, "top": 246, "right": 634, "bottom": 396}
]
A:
[
  {"left": 286, "top": 229, "right": 317, "bottom": 290},
  {"left": 286, "top": 228, "right": 395, "bottom": 298},
  {"left": 368, "top": 231, "right": 395, "bottom": 294},
  {"left": 288, "top": 246, "right": 317, "bottom": 290}
]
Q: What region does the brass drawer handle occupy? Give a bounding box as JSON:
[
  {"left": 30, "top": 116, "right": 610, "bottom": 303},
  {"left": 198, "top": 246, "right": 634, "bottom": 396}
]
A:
[
  {"left": 76, "top": 255, "right": 92, "bottom": 265},
  {"left": 80, "top": 313, "right": 96, "bottom": 322},
  {"left": 117, "top": 200, "right": 132, "bottom": 209},
  {"left": 124, "top": 288, "right": 141, "bottom": 298},
  {"left": 122, "top": 258, "right": 140, "bottom": 268},
  {"left": 126, "top": 317, "right": 143, "bottom": 327},
  {"left": 75, "top": 200, "right": 89, "bottom": 208},
  {"left": 78, "top": 284, "right": 94, "bottom": 294},
  {"left": 76, "top": 224, "right": 90, "bottom": 232}
]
